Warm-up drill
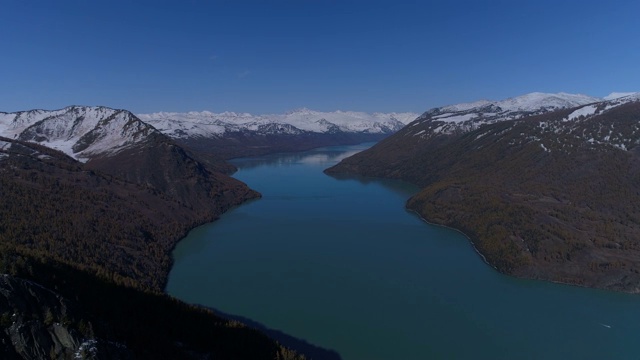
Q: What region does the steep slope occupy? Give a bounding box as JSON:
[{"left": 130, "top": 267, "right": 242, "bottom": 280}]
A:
[
  {"left": 138, "top": 109, "right": 419, "bottom": 158},
  {"left": 0, "top": 136, "right": 256, "bottom": 291},
  {"left": 326, "top": 92, "right": 625, "bottom": 182},
  {"left": 397, "top": 92, "right": 599, "bottom": 139},
  {"left": 0, "top": 264, "right": 303, "bottom": 360},
  {"left": 0, "top": 274, "right": 132, "bottom": 359},
  {"left": 327, "top": 93, "right": 640, "bottom": 292},
  {"left": 0, "top": 106, "right": 244, "bottom": 211},
  {"left": 0, "top": 106, "right": 149, "bottom": 162}
]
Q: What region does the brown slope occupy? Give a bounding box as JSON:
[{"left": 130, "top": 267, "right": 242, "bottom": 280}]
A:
[
  {"left": 327, "top": 102, "right": 640, "bottom": 292},
  {"left": 84, "top": 131, "right": 254, "bottom": 214},
  {"left": 0, "top": 136, "right": 257, "bottom": 291}
]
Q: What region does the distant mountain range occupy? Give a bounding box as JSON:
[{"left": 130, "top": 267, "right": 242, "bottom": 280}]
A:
[
  {"left": 138, "top": 108, "right": 418, "bottom": 137},
  {"left": 0, "top": 106, "right": 160, "bottom": 162},
  {"left": 0, "top": 106, "right": 419, "bottom": 161},
  {"left": 138, "top": 109, "right": 419, "bottom": 158},
  {"left": 328, "top": 91, "right": 640, "bottom": 293}
]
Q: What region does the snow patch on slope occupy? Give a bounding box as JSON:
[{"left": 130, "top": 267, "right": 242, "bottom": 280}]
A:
[
  {"left": 496, "top": 92, "right": 599, "bottom": 112},
  {"left": 604, "top": 92, "right": 638, "bottom": 101},
  {"left": 435, "top": 93, "right": 599, "bottom": 115},
  {"left": 434, "top": 113, "right": 477, "bottom": 123},
  {"left": 565, "top": 105, "right": 598, "bottom": 121},
  {"left": 412, "top": 92, "right": 607, "bottom": 137},
  {"left": 404, "top": 91, "right": 640, "bottom": 148}
]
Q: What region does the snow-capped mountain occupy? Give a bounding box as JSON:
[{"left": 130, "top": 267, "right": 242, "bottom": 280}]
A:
[
  {"left": 399, "top": 93, "right": 640, "bottom": 150},
  {"left": 137, "top": 109, "right": 419, "bottom": 139},
  {"left": 0, "top": 105, "right": 254, "bottom": 212},
  {"left": 328, "top": 90, "right": 640, "bottom": 185},
  {"left": 0, "top": 106, "right": 159, "bottom": 162},
  {"left": 136, "top": 108, "right": 419, "bottom": 159},
  {"left": 407, "top": 92, "right": 604, "bottom": 137}
]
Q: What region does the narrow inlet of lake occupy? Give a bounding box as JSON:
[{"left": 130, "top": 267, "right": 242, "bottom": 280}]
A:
[{"left": 167, "top": 143, "right": 640, "bottom": 360}]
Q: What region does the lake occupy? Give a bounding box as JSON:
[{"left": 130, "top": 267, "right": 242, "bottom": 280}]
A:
[{"left": 166, "top": 143, "right": 640, "bottom": 359}]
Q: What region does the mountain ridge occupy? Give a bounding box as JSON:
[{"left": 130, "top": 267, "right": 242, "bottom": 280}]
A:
[
  {"left": 0, "top": 106, "right": 159, "bottom": 162},
  {"left": 136, "top": 108, "right": 419, "bottom": 159},
  {"left": 137, "top": 108, "right": 419, "bottom": 138}
]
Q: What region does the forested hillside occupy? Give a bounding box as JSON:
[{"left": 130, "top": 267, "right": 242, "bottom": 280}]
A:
[
  {"left": 328, "top": 97, "right": 640, "bottom": 292},
  {"left": 0, "top": 136, "right": 304, "bottom": 359}
]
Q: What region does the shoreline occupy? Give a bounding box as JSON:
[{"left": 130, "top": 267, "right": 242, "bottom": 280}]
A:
[
  {"left": 205, "top": 305, "right": 343, "bottom": 360},
  {"left": 405, "top": 203, "right": 640, "bottom": 295},
  {"left": 159, "top": 175, "right": 332, "bottom": 359},
  {"left": 326, "top": 167, "right": 638, "bottom": 295},
  {"left": 405, "top": 206, "right": 499, "bottom": 272},
  {"left": 160, "top": 190, "right": 262, "bottom": 291}
]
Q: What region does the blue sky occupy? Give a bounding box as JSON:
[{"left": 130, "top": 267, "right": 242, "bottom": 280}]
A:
[{"left": 1, "top": 0, "right": 639, "bottom": 114}]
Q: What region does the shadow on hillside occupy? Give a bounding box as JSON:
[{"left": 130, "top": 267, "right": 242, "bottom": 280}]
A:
[{"left": 208, "top": 306, "right": 343, "bottom": 360}]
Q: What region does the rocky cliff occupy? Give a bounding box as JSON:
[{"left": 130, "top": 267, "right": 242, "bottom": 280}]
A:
[{"left": 0, "top": 274, "right": 132, "bottom": 360}]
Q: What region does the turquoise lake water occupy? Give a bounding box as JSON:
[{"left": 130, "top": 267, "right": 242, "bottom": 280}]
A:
[{"left": 166, "top": 143, "right": 640, "bottom": 359}]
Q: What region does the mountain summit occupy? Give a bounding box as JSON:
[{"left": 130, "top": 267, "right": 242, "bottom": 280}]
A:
[
  {"left": 0, "top": 106, "right": 158, "bottom": 162},
  {"left": 138, "top": 109, "right": 419, "bottom": 138},
  {"left": 409, "top": 92, "right": 602, "bottom": 136}
]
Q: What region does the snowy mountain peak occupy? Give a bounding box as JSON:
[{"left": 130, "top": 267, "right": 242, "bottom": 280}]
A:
[
  {"left": 434, "top": 92, "right": 599, "bottom": 116},
  {"left": 497, "top": 92, "right": 600, "bottom": 112},
  {"left": 604, "top": 92, "right": 640, "bottom": 101},
  {"left": 138, "top": 109, "right": 420, "bottom": 139},
  {"left": 410, "top": 92, "right": 636, "bottom": 139},
  {"left": 285, "top": 107, "right": 316, "bottom": 115},
  {"left": 439, "top": 99, "right": 494, "bottom": 113},
  {"left": 0, "top": 106, "right": 159, "bottom": 162}
]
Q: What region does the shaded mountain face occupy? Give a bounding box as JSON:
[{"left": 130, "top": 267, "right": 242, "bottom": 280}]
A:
[
  {"left": 0, "top": 274, "right": 133, "bottom": 360},
  {"left": 0, "top": 266, "right": 303, "bottom": 360},
  {"left": 138, "top": 109, "right": 419, "bottom": 159},
  {"left": 327, "top": 93, "right": 640, "bottom": 292}
]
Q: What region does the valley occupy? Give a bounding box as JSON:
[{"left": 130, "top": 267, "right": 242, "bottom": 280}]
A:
[
  {"left": 4, "top": 1, "right": 639, "bottom": 359},
  {"left": 2, "top": 92, "right": 640, "bottom": 358}
]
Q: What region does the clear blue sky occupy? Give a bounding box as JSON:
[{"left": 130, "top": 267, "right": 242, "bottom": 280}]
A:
[{"left": 1, "top": 0, "right": 639, "bottom": 114}]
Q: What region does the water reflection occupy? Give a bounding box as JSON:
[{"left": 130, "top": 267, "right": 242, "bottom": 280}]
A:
[
  {"left": 232, "top": 143, "right": 374, "bottom": 170},
  {"left": 327, "top": 172, "right": 419, "bottom": 198},
  {"left": 233, "top": 142, "right": 418, "bottom": 198}
]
